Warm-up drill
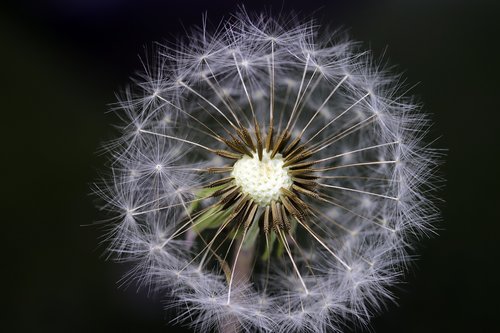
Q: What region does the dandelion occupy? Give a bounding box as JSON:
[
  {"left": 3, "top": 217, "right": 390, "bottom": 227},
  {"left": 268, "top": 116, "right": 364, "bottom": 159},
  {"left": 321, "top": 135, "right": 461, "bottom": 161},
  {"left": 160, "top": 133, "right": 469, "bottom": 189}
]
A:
[{"left": 95, "top": 9, "right": 441, "bottom": 333}]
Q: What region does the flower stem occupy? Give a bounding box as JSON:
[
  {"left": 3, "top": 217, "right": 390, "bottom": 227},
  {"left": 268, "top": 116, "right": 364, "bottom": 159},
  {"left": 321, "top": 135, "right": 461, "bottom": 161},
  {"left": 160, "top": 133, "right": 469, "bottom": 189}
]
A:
[{"left": 221, "top": 237, "right": 256, "bottom": 333}]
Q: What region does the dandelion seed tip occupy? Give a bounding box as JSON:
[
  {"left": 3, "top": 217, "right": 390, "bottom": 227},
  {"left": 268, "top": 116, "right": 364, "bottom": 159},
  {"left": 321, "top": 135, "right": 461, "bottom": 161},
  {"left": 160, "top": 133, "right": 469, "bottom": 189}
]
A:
[{"left": 150, "top": 244, "right": 162, "bottom": 252}]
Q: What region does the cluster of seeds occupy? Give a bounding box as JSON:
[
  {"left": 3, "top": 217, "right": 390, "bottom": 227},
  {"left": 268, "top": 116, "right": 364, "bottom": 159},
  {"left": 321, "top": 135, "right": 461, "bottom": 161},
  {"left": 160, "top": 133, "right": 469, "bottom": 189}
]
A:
[{"left": 96, "top": 10, "right": 440, "bottom": 333}]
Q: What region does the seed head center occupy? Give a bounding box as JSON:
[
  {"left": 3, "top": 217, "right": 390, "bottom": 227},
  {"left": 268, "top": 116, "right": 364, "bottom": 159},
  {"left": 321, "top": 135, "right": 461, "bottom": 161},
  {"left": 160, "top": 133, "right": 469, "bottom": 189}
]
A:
[{"left": 231, "top": 150, "right": 292, "bottom": 207}]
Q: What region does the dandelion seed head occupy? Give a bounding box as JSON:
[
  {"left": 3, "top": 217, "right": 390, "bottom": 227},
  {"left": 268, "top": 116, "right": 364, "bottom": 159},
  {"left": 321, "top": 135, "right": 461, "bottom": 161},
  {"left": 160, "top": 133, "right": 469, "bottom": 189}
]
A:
[{"left": 94, "top": 8, "right": 441, "bottom": 333}]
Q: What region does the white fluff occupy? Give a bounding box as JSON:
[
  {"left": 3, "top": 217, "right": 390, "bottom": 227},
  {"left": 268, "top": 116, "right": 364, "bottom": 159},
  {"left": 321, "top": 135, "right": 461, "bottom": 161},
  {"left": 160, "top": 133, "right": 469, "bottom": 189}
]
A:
[{"left": 94, "top": 9, "right": 441, "bottom": 333}]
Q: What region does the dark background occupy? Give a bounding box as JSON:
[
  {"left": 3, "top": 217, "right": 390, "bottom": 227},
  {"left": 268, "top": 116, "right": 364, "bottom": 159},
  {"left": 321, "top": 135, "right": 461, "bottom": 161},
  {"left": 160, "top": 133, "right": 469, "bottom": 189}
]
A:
[{"left": 3, "top": 0, "right": 499, "bottom": 332}]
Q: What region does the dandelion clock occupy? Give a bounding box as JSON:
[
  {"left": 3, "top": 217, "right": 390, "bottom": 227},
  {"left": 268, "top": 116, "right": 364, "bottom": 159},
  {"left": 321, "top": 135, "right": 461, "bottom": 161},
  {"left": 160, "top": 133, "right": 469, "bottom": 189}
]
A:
[{"left": 94, "top": 10, "right": 441, "bottom": 333}]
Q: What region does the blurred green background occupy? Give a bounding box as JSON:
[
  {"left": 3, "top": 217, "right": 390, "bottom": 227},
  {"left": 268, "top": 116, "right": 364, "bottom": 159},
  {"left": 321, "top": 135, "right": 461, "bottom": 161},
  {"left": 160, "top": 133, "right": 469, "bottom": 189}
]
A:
[{"left": 3, "top": 0, "right": 499, "bottom": 332}]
